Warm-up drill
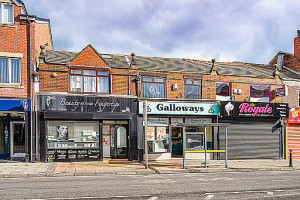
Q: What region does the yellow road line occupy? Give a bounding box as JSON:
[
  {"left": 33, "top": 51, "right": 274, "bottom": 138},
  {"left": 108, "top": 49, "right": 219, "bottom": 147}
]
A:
[{"left": 185, "top": 150, "right": 226, "bottom": 153}]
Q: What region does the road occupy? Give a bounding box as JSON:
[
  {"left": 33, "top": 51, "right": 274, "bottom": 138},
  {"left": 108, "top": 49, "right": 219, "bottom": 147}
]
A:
[{"left": 1, "top": 171, "right": 300, "bottom": 199}]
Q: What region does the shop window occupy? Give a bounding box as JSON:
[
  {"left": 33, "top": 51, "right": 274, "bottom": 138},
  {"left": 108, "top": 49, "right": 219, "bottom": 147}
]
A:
[
  {"left": 185, "top": 80, "right": 202, "bottom": 99},
  {"left": 216, "top": 82, "right": 231, "bottom": 101},
  {"left": 47, "top": 121, "right": 99, "bottom": 149},
  {"left": 186, "top": 126, "right": 213, "bottom": 150},
  {"left": 0, "top": 3, "right": 14, "bottom": 24},
  {"left": 70, "top": 68, "right": 109, "bottom": 93},
  {"left": 0, "top": 58, "right": 21, "bottom": 84},
  {"left": 250, "top": 84, "right": 270, "bottom": 102},
  {"left": 143, "top": 77, "right": 165, "bottom": 98},
  {"left": 147, "top": 126, "right": 170, "bottom": 153}
]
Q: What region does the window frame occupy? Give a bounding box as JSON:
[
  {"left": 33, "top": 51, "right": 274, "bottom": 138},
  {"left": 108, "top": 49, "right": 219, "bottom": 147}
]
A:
[
  {"left": 0, "top": 3, "right": 14, "bottom": 24},
  {"left": 249, "top": 83, "right": 271, "bottom": 102},
  {"left": 142, "top": 76, "right": 166, "bottom": 98},
  {"left": 215, "top": 81, "right": 232, "bottom": 101},
  {"left": 0, "top": 57, "right": 21, "bottom": 84},
  {"left": 69, "top": 67, "right": 110, "bottom": 94},
  {"left": 185, "top": 79, "right": 202, "bottom": 99}
]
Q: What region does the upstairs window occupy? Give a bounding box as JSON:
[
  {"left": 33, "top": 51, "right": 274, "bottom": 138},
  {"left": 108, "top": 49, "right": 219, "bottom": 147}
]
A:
[
  {"left": 216, "top": 82, "right": 231, "bottom": 101},
  {"left": 185, "top": 80, "right": 201, "bottom": 99},
  {"left": 70, "top": 69, "right": 109, "bottom": 93},
  {"left": 0, "top": 3, "right": 14, "bottom": 23},
  {"left": 0, "top": 58, "right": 21, "bottom": 84},
  {"left": 250, "top": 84, "right": 270, "bottom": 102},
  {"left": 143, "top": 77, "right": 165, "bottom": 98}
]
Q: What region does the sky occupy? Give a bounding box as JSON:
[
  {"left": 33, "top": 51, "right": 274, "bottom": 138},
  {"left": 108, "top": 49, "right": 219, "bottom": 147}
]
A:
[{"left": 24, "top": 0, "right": 300, "bottom": 64}]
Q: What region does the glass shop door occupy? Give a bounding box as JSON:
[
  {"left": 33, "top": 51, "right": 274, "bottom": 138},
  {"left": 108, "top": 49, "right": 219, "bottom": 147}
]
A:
[
  {"left": 102, "top": 125, "right": 112, "bottom": 158},
  {"left": 102, "top": 124, "right": 128, "bottom": 159},
  {"left": 111, "top": 125, "right": 128, "bottom": 159},
  {"left": 10, "top": 122, "right": 25, "bottom": 158},
  {"left": 171, "top": 126, "right": 183, "bottom": 158}
]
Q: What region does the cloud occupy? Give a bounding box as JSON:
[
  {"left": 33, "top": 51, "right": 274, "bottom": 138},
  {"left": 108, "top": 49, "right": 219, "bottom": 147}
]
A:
[{"left": 24, "top": 0, "right": 300, "bottom": 63}]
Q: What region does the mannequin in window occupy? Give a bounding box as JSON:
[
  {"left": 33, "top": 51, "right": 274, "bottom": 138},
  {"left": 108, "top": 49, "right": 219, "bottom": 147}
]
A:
[{"left": 57, "top": 126, "right": 68, "bottom": 140}]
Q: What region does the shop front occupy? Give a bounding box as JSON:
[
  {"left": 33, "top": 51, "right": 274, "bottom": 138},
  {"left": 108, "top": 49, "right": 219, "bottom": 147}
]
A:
[
  {"left": 38, "top": 94, "right": 137, "bottom": 162},
  {"left": 219, "top": 101, "right": 288, "bottom": 159},
  {"left": 138, "top": 101, "right": 219, "bottom": 160},
  {"left": 285, "top": 108, "right": 300, "bottom": 159},
  {"left": 0, "top": 99, "right": 30, "bottom": 161}
]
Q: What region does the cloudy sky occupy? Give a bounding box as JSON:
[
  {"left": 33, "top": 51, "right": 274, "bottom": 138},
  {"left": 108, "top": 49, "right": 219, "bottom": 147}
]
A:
[{"left": 25, "top": 0, "right": 300, "bottom": 64}]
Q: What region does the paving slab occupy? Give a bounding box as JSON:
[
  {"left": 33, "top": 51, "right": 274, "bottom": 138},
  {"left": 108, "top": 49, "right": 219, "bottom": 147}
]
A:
[{"left": 0, "top": 159, "right": 300, "bottom": 178}]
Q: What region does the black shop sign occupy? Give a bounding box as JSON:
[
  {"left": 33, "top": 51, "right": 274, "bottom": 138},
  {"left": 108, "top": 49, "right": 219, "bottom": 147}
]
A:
[
  {"left": 40, "top": 95, "right": 135, "bottom": 113},
  {"left": 220, "top": 101, "right": 288, "bottom": 118}
]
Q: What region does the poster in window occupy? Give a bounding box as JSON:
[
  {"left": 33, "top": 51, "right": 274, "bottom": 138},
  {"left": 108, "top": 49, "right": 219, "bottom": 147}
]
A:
[
  {"left": 147, "top": 127, "right": 155, "bottom": 141},
  {"left": 57, "top": 126, "right": 68, "bottom": 140},
  {"left": 156, "top": 127, "right": 166, "bottom": 141}
]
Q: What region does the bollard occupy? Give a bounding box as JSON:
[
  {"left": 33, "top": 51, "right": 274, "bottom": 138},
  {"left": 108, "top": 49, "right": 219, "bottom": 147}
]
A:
[{"left": 289, "top": 149, "right": 293, "bottom": 167}]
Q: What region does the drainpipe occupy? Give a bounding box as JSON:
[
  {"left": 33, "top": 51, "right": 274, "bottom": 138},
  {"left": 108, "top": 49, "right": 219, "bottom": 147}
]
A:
[
  {"left": 128, "top": 75, "right": 131, "bottom": 95},
  {"left": 26, "top": 16, "right": 34, "bottom": 162}
]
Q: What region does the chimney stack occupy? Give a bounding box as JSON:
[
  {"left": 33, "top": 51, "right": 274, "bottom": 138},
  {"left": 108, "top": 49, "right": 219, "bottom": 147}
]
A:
[{"left": 294, "top": 30, "right": 300, "bottom": 58}]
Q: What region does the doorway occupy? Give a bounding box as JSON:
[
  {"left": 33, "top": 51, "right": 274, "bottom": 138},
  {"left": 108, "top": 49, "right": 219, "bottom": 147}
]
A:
[
  {"left": 171, "top": 126, "right": 183, "bottom": 157},
  {"left": 10, "top": 122, "right": 25, "bottom": 158},
  {"left": 102, "top": 123, "right": 128, "bottom": 159}
]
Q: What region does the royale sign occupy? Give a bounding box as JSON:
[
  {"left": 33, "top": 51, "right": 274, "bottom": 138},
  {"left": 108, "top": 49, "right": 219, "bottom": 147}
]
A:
[
  {"left": 139, "top": 101, "right": 219, "bottom": 115},
  {"left": 239, "top": 103, "right": 273, "bottom": 117},
  {"left": 220, "top": 101, "right": 288, "bottom": 118}
]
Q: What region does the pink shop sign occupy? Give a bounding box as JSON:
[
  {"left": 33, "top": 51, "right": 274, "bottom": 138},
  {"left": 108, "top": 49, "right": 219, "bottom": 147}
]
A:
[
  {"left": 239, "top": 103, "right": 272, "bottom": 117},
  {"left": 221, "top": 101, "right": 288, "bottom": 118}
]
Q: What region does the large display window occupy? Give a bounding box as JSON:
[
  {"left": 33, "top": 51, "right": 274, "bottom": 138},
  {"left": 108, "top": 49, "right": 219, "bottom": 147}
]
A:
[
  {"left": 47, "top": 121, "right": 99, "bottom": 149},
  {"left": 147, "top": 126, "right": 170, "bottom": 153}
]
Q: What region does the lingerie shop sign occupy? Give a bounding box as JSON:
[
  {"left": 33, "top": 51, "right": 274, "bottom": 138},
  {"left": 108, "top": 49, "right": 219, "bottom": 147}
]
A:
[
  {"left": 39, "top": 95, "right": 134, "bottom": 113},
  {"left": 138, "top": 101, "right": 219, "bottom": 115},
  {"left": 220, "top": 101, "right": 288, "bottom": 118}
]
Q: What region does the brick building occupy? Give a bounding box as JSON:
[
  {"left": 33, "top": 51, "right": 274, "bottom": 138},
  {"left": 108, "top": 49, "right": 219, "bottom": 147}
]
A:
[
  {"left": 35, "top": 44, "right": 299, "bottom": 162},
  {"left": 270, "top": 30, "right": 300, "bottom": 159},
  {"left": 2, "top": 1, "right": 298, "bottom": 162},
  {"left": 0, "top": 0, "right": 52, "bottom": 161}
]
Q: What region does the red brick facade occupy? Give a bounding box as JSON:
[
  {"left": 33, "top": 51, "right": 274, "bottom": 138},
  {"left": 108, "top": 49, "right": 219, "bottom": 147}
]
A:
[
  {"left": 0, "top": 1, "right": 52, "bottom": 98},
  {"left": 38, "top": 48, "right": 283, "bottom": 103}
]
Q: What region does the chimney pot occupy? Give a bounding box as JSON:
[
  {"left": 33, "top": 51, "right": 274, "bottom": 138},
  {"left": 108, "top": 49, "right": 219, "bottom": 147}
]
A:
[{"left": 297, "top": 30, "right": 300, "bottom": 37}]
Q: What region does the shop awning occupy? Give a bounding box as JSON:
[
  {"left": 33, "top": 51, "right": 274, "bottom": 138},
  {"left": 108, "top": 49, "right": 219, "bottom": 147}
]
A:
[{"left": 0, "top": 99, "right": 30, "bottom": 111}]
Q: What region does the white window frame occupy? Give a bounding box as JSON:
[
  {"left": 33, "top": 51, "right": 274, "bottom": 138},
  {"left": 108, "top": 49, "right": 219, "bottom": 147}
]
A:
[
  {"left": 0, "top": 3, "right": 14, "bottom": 24},
  {"left": 0, "top": 57, "right": 21, "bottom": 84},
  {"left": 215, "top": 81, "right": 232, "bottom": 101},
  {"left": 249, "top": 83, "right": 270, "bottom": 103}
]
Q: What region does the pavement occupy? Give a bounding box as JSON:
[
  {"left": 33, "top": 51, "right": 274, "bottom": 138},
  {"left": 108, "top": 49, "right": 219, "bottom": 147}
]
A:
[{"left": 0, "top": 159, "right": 299, "bottom": 178}]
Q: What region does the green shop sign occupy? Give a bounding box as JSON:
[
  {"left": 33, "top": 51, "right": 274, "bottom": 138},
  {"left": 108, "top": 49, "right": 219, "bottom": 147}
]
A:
[{"left": 139, "top": 101, "right": 219, "bottom": 115}]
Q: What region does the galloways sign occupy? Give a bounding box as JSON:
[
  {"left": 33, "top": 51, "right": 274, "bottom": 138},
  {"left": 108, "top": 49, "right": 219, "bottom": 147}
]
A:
[{"left": 138, "top": 101, "right": 219, "bottom": 115}]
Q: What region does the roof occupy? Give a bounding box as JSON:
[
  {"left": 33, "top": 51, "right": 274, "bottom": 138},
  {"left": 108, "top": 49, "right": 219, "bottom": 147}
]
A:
[{"left": 42, "top": 49, "right": 300, "bottom": 79}]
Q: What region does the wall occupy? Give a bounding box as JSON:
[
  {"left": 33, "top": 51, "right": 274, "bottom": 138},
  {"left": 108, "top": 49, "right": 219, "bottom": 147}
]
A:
[
  {"left": 0, "top": 5, "right": 28, "bottom": 98},
  {"left": 38, "top": 63, "right": 69, "bottom": 92},
  {"left": 283, "top": 80, "right": 300, "bottom": 107},
  {"left": 0, "top": 3, "right": 52, "bottom": 99},
  {"left": 39, "top": 63, "right": 284, "bottom": 103}
]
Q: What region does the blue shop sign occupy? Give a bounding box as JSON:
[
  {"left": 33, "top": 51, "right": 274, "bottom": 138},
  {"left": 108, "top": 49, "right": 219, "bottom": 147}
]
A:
[
  {"left": 0, "top": 99, "right": 31, "bottom": 111},
  {"left": 139, "top": 101, "right": 219, "bottom": 115}
]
